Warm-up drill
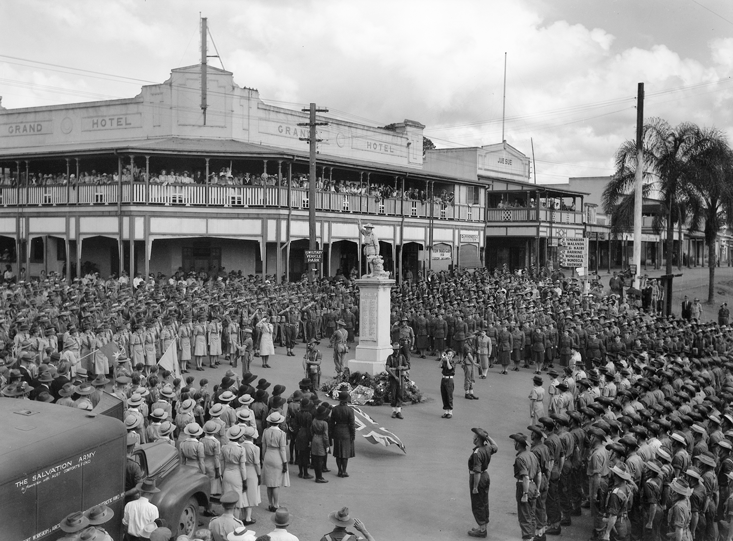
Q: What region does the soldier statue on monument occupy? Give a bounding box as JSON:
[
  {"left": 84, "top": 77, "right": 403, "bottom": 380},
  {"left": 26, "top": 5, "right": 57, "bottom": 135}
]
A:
[{"left": 358, "top": 220, "right": 388, "bottom": 278}]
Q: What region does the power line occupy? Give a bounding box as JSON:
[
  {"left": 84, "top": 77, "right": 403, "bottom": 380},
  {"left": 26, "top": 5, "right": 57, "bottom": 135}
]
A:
[{"left": 688, "top": 0, "right": 733, "bottom": 26}]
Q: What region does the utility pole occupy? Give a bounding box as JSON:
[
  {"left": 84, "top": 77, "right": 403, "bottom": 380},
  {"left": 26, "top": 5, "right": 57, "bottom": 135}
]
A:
[
  {"left": 200, "top": 17, "right": 208, "bottom": 125},
  {"left": 200, "top": 16, "right": 225, "bottom": 126},
  {"left": 632, "top": 83, "right": 644, "bottom": 290},
  {"left": 299, "top": 103, "right": 328, "bottom": 281}
]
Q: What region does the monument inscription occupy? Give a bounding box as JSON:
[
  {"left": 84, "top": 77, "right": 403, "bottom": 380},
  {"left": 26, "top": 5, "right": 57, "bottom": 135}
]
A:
[{"left": 360, "top": 290, "right": 378, "bottom": 341}]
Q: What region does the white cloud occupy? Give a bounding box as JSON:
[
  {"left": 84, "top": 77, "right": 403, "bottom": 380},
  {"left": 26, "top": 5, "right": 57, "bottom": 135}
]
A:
[{"left": 1, "top": 0, "right": 732, "bottom": 185}]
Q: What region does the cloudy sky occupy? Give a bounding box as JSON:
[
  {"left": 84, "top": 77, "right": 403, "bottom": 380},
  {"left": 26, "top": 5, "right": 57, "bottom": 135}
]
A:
[{"left": 2, "top": 0, "right": 733, "bottom": 184}]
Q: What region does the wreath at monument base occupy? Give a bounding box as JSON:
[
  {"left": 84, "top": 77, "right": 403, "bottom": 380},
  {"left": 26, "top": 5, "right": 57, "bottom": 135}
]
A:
[{"left": 320, "top": 368, "right": 424, "bottom": 406}]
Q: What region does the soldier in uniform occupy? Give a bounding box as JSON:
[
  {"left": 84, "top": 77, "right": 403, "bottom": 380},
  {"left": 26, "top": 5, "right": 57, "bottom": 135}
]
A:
[
  {"left": 303, "top": 338, "right": 322, "bottom": 392},
  {"left": 208, "top": 492, "right": 245, "bottom": 541},
  {"left": 433, "top": 312, "right": 448, "bottom": 357},
  {"left": 239, "top": 328, "right": 254, "bottom": 375},
  {"left": 398, "top": 316, "right": 415, "bottom": 366},
  {"left": 586, "top": 330, "right": 606, "bottom": 369},
  {"left": 341, "top": 305, "right": 356, "bottom": 344},
  {"left": 719, "top": 303, "right": 730, "bottom": 326},
  {"left": 511, "top": 432, "right": 541, "bottom": 541},
  {"left": 460, "top": 333, "right": 479, "bottom": 400},
  {"left": 666, "top": 478, "right": 693, "bottom": 541},
  {"left": 414, "top": 310, "right": 429, "bottom": 359},
  {"left": 587, "top": 426, "right": 609, "bottom": 541},
  {"left": 686, "top": 467, "right": 707, "bottom": 541},
  {"left": 531, "top": 325, "right": 546, "bottom": 374},
  {"left": 439, "top": 349, "right": 456, "bottom": 419},
  {"left": 497, "top": 321, "right": 513, "bottom": 375},
  {"left": 330, "top": 319, "right": 348, "bottom": 374},
  {"left": 529, "top": 424, "right": 552, "bottom": 541},
  {"left": 540, "top": 416, "right": 564, "bottom": 536},
  {"left": 545, "top": 323, "right": 558, "bottom": 369},
  {"left": 386, "top": 342, "right": 409, "bottom": 419},
  {"left": 476, "top": 329, "right": 491, "bottom": 379},
  {"left": 486, "top": 320, "right": 498, "bottom": 369},
  {"left": 600, "top": 463, "right": 633, "bottom": 541},
  {"left": 467, "top": 427, "right": 499, "bottom": 539},
  {"left": 511, "top": 323, "right": 525, "bottom": 372}
]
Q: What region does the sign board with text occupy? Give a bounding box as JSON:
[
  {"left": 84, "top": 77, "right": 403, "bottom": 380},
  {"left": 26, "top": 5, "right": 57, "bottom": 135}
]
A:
[
  {"left": 305, "top": 250, "right": 322, "bottom": 264},
  {"left": 558, "top": 238, "right": 588, "bottom": 269}
]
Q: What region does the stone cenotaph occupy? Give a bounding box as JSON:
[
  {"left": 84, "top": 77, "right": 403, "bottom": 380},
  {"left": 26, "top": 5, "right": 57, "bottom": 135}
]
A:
[{"left": 348, "top": 222, "right": 394, "bottom": 375}]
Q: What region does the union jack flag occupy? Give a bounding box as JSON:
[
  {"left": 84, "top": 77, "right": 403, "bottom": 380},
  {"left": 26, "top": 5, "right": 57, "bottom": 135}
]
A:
[{"left": 349, "top": 405, "right": 407, "bottom": 454}]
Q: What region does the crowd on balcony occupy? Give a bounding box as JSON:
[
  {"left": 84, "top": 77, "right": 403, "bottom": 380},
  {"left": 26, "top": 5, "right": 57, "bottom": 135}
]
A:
[
  {"left": 489, "top": 197, "right": 578, "bottom": 212},
  {"left": 0, "top": 166, "right": 457, "bottom": 205}
]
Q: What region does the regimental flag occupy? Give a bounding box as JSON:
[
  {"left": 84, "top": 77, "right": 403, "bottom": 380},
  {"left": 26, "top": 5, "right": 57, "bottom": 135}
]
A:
[
  {"left": 349, "top": 405, "right": 406, "bottom": 454},
  {"left": 158, "top": 342, "right": 181, "bottom": 379},
  {"left": 100, "top": 341, "right": 120, "bottom": 365}
]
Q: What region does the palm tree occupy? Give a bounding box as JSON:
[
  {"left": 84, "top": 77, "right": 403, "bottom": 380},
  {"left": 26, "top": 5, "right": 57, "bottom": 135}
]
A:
[
  {"left": 683, "top": 141, "right": 733, "bottom": 302},
  {"left": 603, "top": 118, "right": 725, "bottom": 314}
]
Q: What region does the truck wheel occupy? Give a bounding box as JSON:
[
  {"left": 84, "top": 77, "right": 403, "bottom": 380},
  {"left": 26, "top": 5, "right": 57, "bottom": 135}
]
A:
[{"left": 178, "top": 496, "right": 199, "bottom": 536}]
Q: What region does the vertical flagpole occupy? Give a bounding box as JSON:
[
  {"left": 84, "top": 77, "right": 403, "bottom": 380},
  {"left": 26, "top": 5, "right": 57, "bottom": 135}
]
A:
[{"left": 501, "top": 52, "right": 507, "bottom": 143}]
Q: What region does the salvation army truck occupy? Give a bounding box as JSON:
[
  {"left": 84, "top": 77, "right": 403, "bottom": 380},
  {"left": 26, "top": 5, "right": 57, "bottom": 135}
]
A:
[{"left": 0, "top": 396, "right": 210, "bottom": 541}]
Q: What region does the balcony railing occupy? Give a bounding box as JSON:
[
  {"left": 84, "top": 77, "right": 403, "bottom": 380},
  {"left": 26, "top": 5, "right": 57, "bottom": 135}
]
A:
[
  {"left": 485, "top": 207, "right": 584, "bottom": 224},
  {"left": 0, "top": 184, "right": 486, "bottom": 222},
  {"left": 0, "top": 184, "right": 590, "bottom": 224}
]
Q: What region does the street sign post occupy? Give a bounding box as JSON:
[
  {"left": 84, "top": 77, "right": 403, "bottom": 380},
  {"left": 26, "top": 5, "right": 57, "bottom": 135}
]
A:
[
  {"left": 305, "top": 250, "right": 322, "bottom": 264},
  {"left": 558, "top": 238, "right": 588, "bottom": 269}
]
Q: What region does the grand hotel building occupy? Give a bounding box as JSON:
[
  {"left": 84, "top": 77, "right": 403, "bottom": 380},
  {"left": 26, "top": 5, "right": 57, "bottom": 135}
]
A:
[{"left": 0, "top": 64, "right": 594, "bottom": 282}]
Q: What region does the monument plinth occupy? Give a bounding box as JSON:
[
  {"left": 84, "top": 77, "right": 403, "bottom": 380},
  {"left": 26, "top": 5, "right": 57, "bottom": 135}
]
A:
[{"left": 348, "top": 272, "right": 394, "bottom": 376}]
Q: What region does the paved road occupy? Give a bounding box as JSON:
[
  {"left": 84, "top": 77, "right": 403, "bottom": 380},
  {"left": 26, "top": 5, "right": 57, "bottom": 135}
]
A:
[
  {"left": 196, "top": 267, "right": 733, "bottom": 539},
  {"left": 201, "top": 344, "right": 593, "bottom": 541}
]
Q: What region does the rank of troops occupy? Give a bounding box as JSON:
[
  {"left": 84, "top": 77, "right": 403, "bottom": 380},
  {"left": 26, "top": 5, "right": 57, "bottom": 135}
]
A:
[
  {"left": 387, "top": 269, "right": 733, "bottom": 541},
  {"left": 0, "top": 270, "right": 362, "bottom": 400}
]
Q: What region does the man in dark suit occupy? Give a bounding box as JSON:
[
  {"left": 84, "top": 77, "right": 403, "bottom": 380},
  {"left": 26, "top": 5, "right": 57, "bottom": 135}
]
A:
[
  {"left": 30, "top": 370, "right": 54, "bottom": 401},
  {"left": 17, "top": 352, "right": 35, "bottom": 385},
  {"left": 681, "top": 295, "right": 692, "bottom": 321},
  {"left": 50, "top": 359, "right": 71, "bottom": 401}
]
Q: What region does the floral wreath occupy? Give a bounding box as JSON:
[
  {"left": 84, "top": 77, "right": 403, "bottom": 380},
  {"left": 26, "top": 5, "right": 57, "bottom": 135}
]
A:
[{"left": 330, "top": 381, "right": 352, "bottom": 400}]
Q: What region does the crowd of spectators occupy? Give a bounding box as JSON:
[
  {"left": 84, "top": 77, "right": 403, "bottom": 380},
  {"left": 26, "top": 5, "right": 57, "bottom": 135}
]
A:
[
  {"left": 0, "top": 167, "right": 457, "bottom": 205},
  {"left": 490, "top": 197, "right": 578, "bottom": 211}
]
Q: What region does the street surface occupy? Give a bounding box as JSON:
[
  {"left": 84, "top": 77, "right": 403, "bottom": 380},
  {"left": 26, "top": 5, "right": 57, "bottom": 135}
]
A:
[{"left": 200, "top": 265, "right": 733, "bottom": 540}]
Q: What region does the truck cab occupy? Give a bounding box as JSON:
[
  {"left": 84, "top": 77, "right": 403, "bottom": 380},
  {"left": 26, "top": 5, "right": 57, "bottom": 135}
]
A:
[
  {"left": 131, "top": 440, "right": 210, "bottom": 535},
  {"left": 0, "top": 396, "right": 210, "bottom": 540}
]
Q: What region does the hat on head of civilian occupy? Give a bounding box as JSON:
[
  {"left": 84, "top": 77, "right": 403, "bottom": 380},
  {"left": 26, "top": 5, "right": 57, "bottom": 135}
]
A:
[
  {"left": 84, "top": 505, "right": 114, "bottom": 526},
  {"left": 59, "top": 511, "right": 90, "bottom": 533},
  {"left": 227, "top": 527, "right": 256, "bottom": 541},
  {"left": 271, "top": 507, "right": 291, "bottom": 527}
]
